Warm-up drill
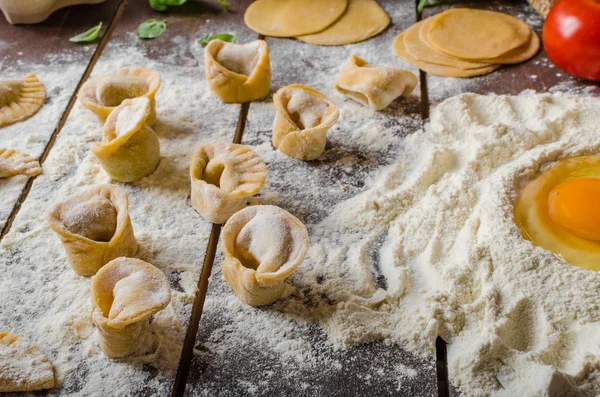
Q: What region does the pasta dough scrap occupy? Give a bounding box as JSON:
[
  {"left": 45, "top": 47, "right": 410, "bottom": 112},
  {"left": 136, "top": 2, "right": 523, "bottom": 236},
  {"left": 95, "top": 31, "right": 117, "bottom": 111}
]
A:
[
  {"left": 221, "top": 205, "right": 309, "bottom": 306},
  {"left": 91, "top": 257, "right": 171, "bottom": 358},
  {"left": 393, "top": 33, "right": 501, "bottom": 78},
  {"left": 190, "top": 142, "right": 267, "bottom": 224},
  {"left": 78, "top": 67, "right": 161, "bottom": 124},
  {"left": 0, "top": 74, "right": 45, "bottom": 127},
  {"left": 335, "top": 55, "right": 418, "bottom": 111},
  {"left": 91, "top": 97, "right": 161, "bottom": 182},
  {"left": 0, "top": 332, "right": 54, "bottom": 392},
  {"left": 427, "top": 8, "right": 531, "bottom": 60},
  {"left": 0, "top": 148, "right": 41, "bottom": 178},
  {"left": 46, "top": 184, "right": 138, "bottom": 276},
  {"left": 204, "top": 39, "right": 271, "bottom": 103},
  {"left": 272, "top": 84, "right": 339, "bottom": 161},
  {"left": 402, "top": 19, "right": 494, "bottom": 70},
  {"left": 296, "top": 0, "right": 390, "bottom": 46},
  {"left": 244, "top": 0, "right": 348, "bottom": 37}
]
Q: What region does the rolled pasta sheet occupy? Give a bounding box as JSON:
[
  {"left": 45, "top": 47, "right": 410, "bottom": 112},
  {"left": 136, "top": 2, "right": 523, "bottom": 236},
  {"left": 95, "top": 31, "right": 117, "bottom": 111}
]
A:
[
  {"left": 46, "top": 184, "right": 138, "bottom": 276},
  {"left": 91, "top": 97, "right": 160, "bottom": 182},
  {"left": 90, "top": 257, "right": 171, "bottom": 359},
  {"left": 77, "top": 67, "right": 161, "bottom": 125},
  {"left": 204, "top": 39, "right": 271, "bottom": 103},
  {"left": 272, "top": 84, "right": 339, "bottom": 161},
  {"left": 190, "top": 142, "right": 267, "bottom": 224},
  {"left": 221, "top": 205, "right": 309, "bottom": 306},
  {"left": 335, "top": 55, "right": 418, "bottom": 110}
]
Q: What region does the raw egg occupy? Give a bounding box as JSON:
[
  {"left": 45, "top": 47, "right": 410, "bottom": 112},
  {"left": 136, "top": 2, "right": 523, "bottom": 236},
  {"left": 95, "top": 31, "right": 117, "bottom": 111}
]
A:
[{"left": 515, "top": 155, "right": 600, "bottom": 271}]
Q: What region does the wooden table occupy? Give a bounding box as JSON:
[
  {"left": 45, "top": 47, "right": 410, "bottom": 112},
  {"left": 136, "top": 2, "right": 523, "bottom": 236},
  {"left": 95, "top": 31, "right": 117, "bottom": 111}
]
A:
[{"left": 0, "top": 0, "right": 597, "bottom": 396}]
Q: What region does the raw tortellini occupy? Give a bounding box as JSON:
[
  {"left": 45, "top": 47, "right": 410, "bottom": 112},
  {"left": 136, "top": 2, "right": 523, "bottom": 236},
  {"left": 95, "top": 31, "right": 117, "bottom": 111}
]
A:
[
  {"left": 335, "top": 55, "right": 418, "bottom": 110},
  {"left": 0, "top": 148, "right": 41, "bottom": 178},
  {"left": 91, "top": 97, "right": 161, "bottom": 182},
  {"left": 90, "top": 257, "right": 171, "bottom": 358},
  {"left": 190, "top": 142, "right": 268, "bottom": 224},
  {"left": 0, "top": 332, "right": 55, "bottom": 392},
  {"left": 78, "top": 67, "right": 161, "bottom": 124},
  {"left": 46, "top": 184, "right": 138, "bottom": 276},
  {"left": 0, "top": 74, "right": 45, "bottom": 127},
  {"left": 221, "top": 205, "right": 309, "bottom": 306},
  {"left": 204, "top": 39, "right": 271, "bottom": 103},
  {"left": 272, "top": 84, "right": 339, "bottom": 161}
]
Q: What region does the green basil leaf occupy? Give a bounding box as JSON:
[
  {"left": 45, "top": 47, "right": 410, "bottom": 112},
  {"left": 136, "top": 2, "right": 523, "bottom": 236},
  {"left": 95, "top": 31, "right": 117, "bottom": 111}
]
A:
[
  {"left": 149, "top": 0, "right": 167, "bottom": 11},
  {"left": 69, "top": 22, "right": 103, "bottom": 43},
  {"left": 149, "top": 0, "right": 186, "bottom": 10},
  {"left": 215, "top": 0, "right": 230, "bottom": 11},
  {"left": 138, "top": 19, "right": 167, "bottom": 39},
  {"left": 198, "top": 33, "right": 236, "bottom": 47}
]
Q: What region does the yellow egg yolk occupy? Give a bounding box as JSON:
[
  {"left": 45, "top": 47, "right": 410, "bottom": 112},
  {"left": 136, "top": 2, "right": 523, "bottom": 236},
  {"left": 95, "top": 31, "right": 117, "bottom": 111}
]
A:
[{"left": 548, "top": 178, "right": 600, "bottom": 241}]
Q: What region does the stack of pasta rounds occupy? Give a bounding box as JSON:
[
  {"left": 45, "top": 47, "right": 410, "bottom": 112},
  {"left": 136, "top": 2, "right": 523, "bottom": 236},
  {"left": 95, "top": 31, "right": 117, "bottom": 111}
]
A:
[
  {"left": 244, "top": 0, "right": 390, "bottom": 46},
  {"left": 393, "top": 8, "right": 540, "bottom": 77}
]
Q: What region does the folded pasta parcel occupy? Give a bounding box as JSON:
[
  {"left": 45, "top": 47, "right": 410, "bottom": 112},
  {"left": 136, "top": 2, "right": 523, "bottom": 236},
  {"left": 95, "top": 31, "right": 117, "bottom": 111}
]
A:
[
  {"left": 91, "top": 96, "right": 161, "bottom": 182},
  {"left": 272, "top": 84, "right": 339, "bottom": 161},
  {"left": 46, "top": 184, "right": 138, "bottom": 276},
  {"left": 78, "top": 67, "right": 161, "bottom": 124},
  {"left": 221, "top": 205, "right": 309, "bottom": 306},
  {"left": 190, "top": 142, "right": 267, "bottom": 224},
  {"left": 90, "top": 257, "right": 171, "bottom": 358},
  {"left": 335, "top": 55, "right": 417, "bottom": 110},
  {"left": 204, "top": 39, "right": 271, "bottom": 103},
  {"left": 0, "top": 73, "right": 45, "bottom": 127},
  {"left": 0, "top": 332, "right": 55, "bottom": 392}
]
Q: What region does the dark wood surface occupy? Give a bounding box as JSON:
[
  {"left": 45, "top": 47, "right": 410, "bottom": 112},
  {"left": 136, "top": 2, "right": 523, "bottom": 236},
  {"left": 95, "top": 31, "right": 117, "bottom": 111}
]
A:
[{"left": 2, "top": 0, "right": 599, "bottom": 396}]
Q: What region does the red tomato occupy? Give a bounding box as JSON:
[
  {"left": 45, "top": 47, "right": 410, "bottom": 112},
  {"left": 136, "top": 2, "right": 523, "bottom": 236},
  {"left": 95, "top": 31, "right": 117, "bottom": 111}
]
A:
[{"left": 543, "top": 0, "right": 600, "bottom": 81}]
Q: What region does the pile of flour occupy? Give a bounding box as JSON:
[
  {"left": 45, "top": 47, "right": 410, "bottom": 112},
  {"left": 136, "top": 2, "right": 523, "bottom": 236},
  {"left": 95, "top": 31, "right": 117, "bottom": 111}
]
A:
[{"left": 309, "top": 92, "right": 600, "bottom": 395}]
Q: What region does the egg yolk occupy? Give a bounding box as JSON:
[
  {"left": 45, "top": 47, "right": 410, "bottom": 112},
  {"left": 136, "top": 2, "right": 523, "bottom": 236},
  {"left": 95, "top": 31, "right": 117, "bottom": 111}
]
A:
[{"left": 548, "top": 178, "right": 600, "bottom": 241}]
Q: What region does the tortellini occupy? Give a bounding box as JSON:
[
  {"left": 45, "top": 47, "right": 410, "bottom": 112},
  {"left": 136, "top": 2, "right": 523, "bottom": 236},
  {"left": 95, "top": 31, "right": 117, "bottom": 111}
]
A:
[
  {"left": 204, "top": 39, "right": 271, "bottom": 103},
  {"left": 190, "top": 142, "right": 268, "bottom": 224},
  {"left": 272, "top": 84, "right": 339, "bottom": 161},
  {"left": 46, "top": 184, "right": 138, "bottom": 276},
  {"left": 0, "top": 74, "right": 45, "bottom": 127},
  {"left": 335, "top": 55, "right": 418, "bottom": 110},
  {"left": 78, "top": 67, "right": 161, "bottom": 124},
  {"left": 90, "top": 257, "right": 171, "bottom": 358},
  {"left": 91, "top": 97, "right": 161, "bottom": 182},
  {"left": 0, "top": 148, "right": 41, "bottom": 178},
  {"left": 0, "top": 332, "right": 55, "bottom": 392},
  {"left": 221, "top": 205, "right": 309, "bottom": 306}
]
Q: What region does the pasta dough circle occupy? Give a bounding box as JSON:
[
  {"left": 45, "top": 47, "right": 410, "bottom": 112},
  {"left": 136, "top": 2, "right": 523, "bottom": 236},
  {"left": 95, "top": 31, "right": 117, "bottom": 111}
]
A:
[
  {"left": 427, "top": 9, "right": 531, "bottom": 60},
  {"left": 335, "top": 55, "right": 418, "bottom": 111},
  {"left": 221, "top": 205, "right": 309, "bottom": 306},
  {"left": 0, "top": 74, "right": 45, "bottom": 127},
  {"left": 296, "top": 0, "right": 390, "bottom": 46},
  {"left": 46, "top": 184, "right": 138, "bottom": 276},
  {"left": 244, "top": 0, "right": 348, "bottom": 37},
  {"left": 91, "top": 257, "right": 171, "bottom": 358},
  {"left": 272, "top": 84, "right": 339, "bottom": 161},
  {"left": 0, "top": 332, "right": 54, "bottom": 392},
  {"left": 400, "top": 19, "right": 493, "bottom": 70},
  {"left": 392, "top": 33, "right": 501, "bottom": 78},
  {"left": 78, "top": 67, "right": 161, "bottom": 124},
  {"left": 91, "top": 97, "right": 161, "bottom": 182},
  {"left": 204, "top": 39, "right": 271, "bottom": 103},
  {"left": 190, "top": 142, "right": 267, "bottom": 224}
]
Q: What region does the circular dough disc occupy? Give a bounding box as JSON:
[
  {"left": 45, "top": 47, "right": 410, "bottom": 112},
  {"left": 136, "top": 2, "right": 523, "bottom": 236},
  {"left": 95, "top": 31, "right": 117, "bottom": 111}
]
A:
[
  {"left": 244, "top": 0, "right": 348, "bottom": 37},
  {"left": 296, "top": 0, "right": 390, "bottom": 46},
  {"left": 392, "top": 33, "right": 500, "bottom": 78},
  {"left": 400, "top": 19, "right": 493, "bottom": 70},
  {"left": 469, "top": 30, "right": 540, "bottom": 64},
  {"left": 427, "top": 8, "right": 531, "bottom": 60}
]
